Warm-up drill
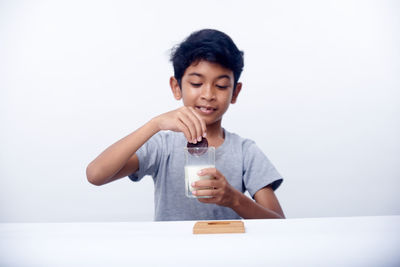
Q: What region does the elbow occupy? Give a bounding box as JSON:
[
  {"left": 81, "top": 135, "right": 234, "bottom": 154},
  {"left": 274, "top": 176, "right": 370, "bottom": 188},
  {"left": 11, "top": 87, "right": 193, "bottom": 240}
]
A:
[
  {"left": 86, "top": 164, "right": 105, "bottom": 186},
  {"left": 278, "top": 211, "right": 286, "bottom": 219}
]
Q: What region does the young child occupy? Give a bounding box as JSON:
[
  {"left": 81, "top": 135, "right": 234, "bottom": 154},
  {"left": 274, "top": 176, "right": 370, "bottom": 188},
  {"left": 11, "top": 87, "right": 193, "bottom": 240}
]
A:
[{"left": 86, "top": 29, "right": 285, "bottom": 221}]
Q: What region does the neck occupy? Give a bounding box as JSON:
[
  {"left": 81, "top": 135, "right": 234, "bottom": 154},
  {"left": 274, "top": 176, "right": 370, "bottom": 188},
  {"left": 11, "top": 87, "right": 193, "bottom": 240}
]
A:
[{"left": 205, "top": 120, "right": 224, "bottom": 147}]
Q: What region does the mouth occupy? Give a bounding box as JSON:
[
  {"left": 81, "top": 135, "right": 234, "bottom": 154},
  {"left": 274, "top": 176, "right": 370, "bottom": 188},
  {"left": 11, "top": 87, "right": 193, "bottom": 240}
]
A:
[{"left": 195, "top": 105, "right": 217, "bottom": 115}]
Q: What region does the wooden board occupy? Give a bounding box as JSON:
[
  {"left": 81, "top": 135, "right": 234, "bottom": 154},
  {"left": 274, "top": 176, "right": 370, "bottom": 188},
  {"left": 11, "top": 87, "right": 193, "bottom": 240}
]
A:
[{"left": 193, "top": 220, "right": 245, "bottom": 234}]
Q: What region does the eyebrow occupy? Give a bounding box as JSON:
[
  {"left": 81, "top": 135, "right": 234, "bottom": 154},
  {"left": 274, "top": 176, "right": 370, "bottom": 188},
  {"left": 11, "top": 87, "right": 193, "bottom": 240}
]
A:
[{"left": 188, "top": 72, "right": 231, "bottom": 80}]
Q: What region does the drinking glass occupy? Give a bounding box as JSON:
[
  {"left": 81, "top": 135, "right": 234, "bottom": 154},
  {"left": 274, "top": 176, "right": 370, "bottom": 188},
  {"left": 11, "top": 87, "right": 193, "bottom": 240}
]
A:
[{"left": 184, "top": 147, "right": 215, "bottom": 198}]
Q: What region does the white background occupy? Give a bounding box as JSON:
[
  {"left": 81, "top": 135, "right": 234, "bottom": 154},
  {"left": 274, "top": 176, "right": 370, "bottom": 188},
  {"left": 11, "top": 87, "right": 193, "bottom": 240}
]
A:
[{"left": 0, "top": 0, "right": 399, "bottom": 222}]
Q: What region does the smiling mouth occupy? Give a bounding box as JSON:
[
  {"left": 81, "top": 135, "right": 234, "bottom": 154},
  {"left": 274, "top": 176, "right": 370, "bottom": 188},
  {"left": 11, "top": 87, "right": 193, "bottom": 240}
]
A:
[{"left": 196, "top": 106, "right": 217, "bottom": 114}]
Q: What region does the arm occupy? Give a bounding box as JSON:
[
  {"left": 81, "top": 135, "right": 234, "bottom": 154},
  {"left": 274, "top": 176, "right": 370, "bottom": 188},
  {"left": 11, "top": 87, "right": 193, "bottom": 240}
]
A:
[
  {"left": 86, "top": 119, "right": 159, "bottom": 185},
  {"left": 233, "top": 186, "right": 285, "bottom": 219},
  {"left": 86, "top": 107, "right": 207, "bottom": 186},
  {"left": 192, "top": 168, "right": 285, "bottom": 219}
]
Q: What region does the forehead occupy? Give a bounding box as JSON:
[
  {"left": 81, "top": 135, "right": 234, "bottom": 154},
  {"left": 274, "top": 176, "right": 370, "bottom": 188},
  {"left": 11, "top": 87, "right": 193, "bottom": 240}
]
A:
[{"left": 183, "top": 60, "right": 233, "bottom": 80}]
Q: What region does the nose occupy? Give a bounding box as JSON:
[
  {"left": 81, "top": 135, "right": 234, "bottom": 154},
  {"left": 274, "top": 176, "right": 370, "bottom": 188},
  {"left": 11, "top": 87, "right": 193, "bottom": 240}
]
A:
[{"left": 200, "top": 84, "right": 215, "bottom": 101}]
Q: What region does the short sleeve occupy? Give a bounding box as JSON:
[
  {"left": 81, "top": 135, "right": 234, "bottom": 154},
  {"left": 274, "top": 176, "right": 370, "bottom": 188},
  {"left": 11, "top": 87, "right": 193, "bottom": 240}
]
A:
[
  {"left": 128, "top": 133, "right": 163, "bottom": 182},
  {"left": 242, "top": 141, "right": 283, "bottom": 198}
]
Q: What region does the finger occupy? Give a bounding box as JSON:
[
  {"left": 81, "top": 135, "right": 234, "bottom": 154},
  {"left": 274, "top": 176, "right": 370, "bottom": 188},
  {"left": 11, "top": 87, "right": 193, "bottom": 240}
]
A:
[
  {"left": 183, "top": 107, "right": 202, "bottom": 142},
  {"left": 176, "top": 120, "right": 192, "bottom": 142},
  {"left": 188, "top": 107, "right": 207, "bottom": 139},
  {"left": 177, "top": 110, "right": 197, "bottom": 142},
  {"left": 192, "top": 179, "right": 219, "bottom": 189},
  {"left": 197, "top": 196, "right": 217, "bottom": 204},
  {"left": 188, "top": 107, "right": 204, "bottom": 141},
  {"left": 197, "top": 168, "right": 222, "bottom": 179},
  {"left": 192, "top": 188, "right": 216, "bottom": 198}
]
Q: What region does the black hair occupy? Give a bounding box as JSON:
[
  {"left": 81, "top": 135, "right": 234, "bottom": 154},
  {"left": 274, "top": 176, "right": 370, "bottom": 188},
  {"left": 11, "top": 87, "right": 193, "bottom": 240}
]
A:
[{"left": 170, "top": 29, "right": 244, "bottom": 89}]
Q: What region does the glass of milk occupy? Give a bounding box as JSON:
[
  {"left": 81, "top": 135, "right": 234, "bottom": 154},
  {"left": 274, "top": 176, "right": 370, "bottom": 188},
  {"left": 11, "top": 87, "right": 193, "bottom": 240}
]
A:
[{"left": 184, "top": 146, "right": 215, "bottom": 198}]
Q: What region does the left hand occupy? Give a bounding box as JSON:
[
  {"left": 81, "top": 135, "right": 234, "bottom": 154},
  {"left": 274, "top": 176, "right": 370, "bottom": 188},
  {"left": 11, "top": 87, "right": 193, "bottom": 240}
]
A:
[{"left": 192, "top": 168, "right": 240, "bottom": 207}]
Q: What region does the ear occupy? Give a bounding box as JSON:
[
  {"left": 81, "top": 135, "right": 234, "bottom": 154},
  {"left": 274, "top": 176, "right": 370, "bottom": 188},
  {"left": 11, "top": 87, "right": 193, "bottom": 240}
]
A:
[
  {"left": 231, "top": 82, "right": 242, "bottom": 104},
  {"left": 170, "top": 76, "right": 182, "bottom": 100}
]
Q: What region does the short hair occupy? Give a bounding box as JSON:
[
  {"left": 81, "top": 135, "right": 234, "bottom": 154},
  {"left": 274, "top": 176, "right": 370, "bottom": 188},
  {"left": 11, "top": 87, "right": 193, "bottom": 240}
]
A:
[{"left": 170, "top": 29, "right": 244, "bottom": 89}]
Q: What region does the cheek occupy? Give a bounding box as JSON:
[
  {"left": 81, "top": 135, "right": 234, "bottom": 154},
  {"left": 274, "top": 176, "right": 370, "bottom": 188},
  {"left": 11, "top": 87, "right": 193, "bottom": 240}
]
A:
[
  {"left": 181, "top": 86, "right": 194, "bottom": 98},
  {"left": 221, "top": 92, "right": 233, "bottom": 105},
  {"left": 181, "top": 89, "right": 199, "bottom": 105}
]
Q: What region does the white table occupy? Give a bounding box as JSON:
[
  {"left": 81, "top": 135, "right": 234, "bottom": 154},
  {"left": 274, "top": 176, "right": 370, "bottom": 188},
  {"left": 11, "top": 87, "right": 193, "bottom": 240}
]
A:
[{"left": 1, "top": 216, "right": 399, "bottom": 267}]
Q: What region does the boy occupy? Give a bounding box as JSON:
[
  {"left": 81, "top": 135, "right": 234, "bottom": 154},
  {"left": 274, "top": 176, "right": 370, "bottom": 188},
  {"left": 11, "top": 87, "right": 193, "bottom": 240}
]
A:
[{"left": 86, "top": 29, "right": 285, "bottom": 220}]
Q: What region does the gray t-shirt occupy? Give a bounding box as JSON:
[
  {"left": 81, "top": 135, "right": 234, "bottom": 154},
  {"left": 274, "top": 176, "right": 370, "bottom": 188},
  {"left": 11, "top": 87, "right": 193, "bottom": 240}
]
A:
[{"left": 129, "top": 129, "right": 283, "bottom": 221}]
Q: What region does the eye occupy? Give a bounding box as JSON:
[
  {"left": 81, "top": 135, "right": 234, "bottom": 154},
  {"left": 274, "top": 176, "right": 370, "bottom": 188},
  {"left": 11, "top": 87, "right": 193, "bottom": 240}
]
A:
[
  {"left": 190, "top": 83, "right": 202, "bottom": 87},
  {"left": 216, "top": 85, "right": 229, "bottom": 89}
]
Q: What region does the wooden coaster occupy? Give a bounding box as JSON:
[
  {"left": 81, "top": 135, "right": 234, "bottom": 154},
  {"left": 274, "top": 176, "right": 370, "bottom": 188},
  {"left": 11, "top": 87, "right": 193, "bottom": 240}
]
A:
[{"left": 193, "top": 220, "right": 245, "bottom": 234}]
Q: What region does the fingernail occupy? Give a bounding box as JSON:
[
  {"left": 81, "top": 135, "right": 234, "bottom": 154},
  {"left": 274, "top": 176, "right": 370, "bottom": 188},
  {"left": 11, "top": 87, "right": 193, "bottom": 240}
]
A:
[
  {"left": 191, "top": 182, "right": 196, "bottom": 187},
  {"left": 192, "top": 139, "right": 197, "bottom": 144},
  {"left": 192, "top": 190, "right": 197, "bottom": 195},
  {"left": 203, "top": 132, "right": 207, "bottom": 137},
  {"left": 197, "top": 170, "right": 203, "bottom": 175},
  {"left": 197, "top": 136, "right": 202, "bottom": 142}
]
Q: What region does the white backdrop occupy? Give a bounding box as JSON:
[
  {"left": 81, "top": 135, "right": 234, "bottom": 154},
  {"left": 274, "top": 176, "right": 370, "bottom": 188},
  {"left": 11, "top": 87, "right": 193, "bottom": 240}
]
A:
[{"left": 1, "top": 0, "right": 399, "bottom": 222}]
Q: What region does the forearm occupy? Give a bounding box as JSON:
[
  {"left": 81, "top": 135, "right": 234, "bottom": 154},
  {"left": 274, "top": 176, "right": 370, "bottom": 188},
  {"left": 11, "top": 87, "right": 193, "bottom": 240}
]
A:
[
  {"left": 86, "top": 118, "right": 159, "bottom": 185},
  {"left": 193, "top": 169, "right": 285, "bottom": 219},
  {"left": 231, "top": 192, "right": 284, "bottom": 219}
]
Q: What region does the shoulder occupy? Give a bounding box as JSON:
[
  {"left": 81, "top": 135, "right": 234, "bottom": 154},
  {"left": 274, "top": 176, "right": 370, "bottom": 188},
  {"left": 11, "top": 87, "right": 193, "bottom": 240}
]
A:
[
  {"left": 149, "top": 130, "right": 186, "bottom": 150},
  {"left": 224, "top": 129, "right": 257, "bottom": 153},
  {"left": 136, "top": 130, "right": 185, "bottom": 166},
  {"left": 224, "top": 129, "right": 269, "bottom": 166},
  {"left": 150, "top": 130, "right": 184, "bottom": 143}
]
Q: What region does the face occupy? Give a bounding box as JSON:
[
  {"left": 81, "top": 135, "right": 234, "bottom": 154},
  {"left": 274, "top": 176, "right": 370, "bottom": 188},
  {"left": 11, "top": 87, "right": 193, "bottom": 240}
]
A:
[{"left": 170, "top": 60, "right": 242, "bottom": 127}]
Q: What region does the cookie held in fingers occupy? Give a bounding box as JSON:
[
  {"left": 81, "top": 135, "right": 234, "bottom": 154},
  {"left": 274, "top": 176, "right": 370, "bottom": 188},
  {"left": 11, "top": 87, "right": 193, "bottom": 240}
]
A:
[{"left": 187, "top": 138, "right": 208, "bottom": 156}]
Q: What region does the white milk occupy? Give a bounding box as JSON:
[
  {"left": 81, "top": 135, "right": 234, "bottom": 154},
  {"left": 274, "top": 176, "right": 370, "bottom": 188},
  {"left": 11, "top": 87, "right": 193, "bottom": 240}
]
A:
[{"left": 185, "top": 164, "right": 215, "bottom": 192}]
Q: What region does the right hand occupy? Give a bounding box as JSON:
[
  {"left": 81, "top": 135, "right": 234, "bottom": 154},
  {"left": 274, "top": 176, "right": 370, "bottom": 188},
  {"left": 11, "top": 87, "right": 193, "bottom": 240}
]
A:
[{"left": 153, "top": 106, "right": 207, "bottom": 143}]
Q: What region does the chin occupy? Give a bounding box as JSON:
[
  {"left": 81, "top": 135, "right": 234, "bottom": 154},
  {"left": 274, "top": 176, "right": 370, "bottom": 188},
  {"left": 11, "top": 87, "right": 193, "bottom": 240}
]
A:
[{"left": 204, "top": 118, "right": 222, "bottom": 127}]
